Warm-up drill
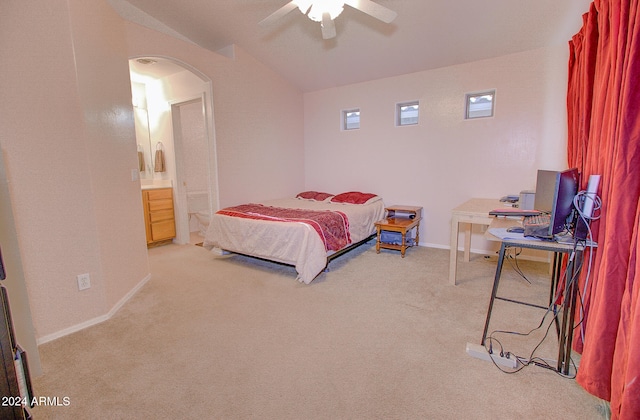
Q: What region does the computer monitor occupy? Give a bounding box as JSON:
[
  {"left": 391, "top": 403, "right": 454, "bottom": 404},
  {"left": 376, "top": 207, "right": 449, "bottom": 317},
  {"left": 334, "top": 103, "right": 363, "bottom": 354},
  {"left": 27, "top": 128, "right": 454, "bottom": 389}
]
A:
[
  {"left": 533, "top": 168, "right": 580, "bottom": 238},
  {"left": 533, "top": 170, "right": 558, "bottom": 214}
]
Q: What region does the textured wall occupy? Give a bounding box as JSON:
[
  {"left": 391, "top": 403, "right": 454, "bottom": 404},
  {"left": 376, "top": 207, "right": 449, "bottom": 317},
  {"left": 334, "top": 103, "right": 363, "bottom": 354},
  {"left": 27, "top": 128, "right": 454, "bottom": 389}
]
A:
[
  {"left": 0, "top": 0, "right": 305, "bottom": 341},
  {"left": 0, "top": 0, "right": 150, "bottom": 341},
  {"left": 304, "top": 45, "right": 570, "bottom": 252}
]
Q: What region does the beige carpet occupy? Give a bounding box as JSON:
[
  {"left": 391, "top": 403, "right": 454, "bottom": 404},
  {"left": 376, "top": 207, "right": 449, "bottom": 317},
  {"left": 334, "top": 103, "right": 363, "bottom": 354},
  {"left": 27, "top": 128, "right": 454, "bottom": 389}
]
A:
[{"left": 31, "top": 241, "right": 608, "bottom": 419}]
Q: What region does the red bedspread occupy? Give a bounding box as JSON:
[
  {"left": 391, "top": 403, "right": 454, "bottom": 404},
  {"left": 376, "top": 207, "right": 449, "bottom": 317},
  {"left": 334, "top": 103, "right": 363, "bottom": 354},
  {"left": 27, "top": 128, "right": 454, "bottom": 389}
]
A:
[{"left": 217, "top": 204, "right": 351, "bottom": 251}]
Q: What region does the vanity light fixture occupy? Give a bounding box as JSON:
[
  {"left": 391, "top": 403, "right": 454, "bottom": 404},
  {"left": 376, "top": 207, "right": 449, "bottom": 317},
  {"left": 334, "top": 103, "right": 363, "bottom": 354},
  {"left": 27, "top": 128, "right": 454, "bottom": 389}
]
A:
[{"left": 136, "top": 58, "right": 157, "bottom": 65}]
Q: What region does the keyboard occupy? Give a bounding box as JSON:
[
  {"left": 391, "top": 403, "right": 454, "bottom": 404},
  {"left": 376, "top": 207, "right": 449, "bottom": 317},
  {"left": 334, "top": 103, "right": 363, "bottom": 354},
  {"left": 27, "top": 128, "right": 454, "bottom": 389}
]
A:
[
  {"left": 523, "top": 213, "right": 552, "bottom": 238},
  {"left": 523, "top": 214, "right": 550, "bottom": 226}
]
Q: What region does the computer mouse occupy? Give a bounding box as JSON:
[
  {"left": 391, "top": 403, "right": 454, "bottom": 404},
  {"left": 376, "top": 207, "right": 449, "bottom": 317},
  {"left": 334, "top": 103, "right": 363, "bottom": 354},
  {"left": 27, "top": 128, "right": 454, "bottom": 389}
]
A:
[{"left": 507, "top": 226, "right": 525, "bottom": 233}]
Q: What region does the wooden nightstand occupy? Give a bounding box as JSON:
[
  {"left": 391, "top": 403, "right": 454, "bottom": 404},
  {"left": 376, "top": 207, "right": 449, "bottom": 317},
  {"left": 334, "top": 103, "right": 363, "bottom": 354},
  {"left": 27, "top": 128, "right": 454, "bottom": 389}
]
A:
[{"left": 374, "top": 205, "right": 422, "bottom": 257}]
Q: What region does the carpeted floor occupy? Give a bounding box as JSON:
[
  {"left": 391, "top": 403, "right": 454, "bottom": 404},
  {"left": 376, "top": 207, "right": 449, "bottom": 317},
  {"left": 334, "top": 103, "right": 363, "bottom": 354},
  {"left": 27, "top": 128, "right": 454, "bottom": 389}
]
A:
[{"left": 31, "top": 241, "right": 608, "bottom": 419}]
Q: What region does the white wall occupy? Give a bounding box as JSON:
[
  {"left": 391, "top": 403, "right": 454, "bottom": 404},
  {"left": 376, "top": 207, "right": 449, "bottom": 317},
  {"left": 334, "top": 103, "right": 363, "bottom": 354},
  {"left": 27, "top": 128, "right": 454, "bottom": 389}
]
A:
[
  {"left": 304, "top": 45, "right": 571, "bottom": 253},
  {"left": 0, "top": 0, "right": 305, "bottom": 343},
  {"left": 0, "top": 0, "right": 151, "bottom": 343}
]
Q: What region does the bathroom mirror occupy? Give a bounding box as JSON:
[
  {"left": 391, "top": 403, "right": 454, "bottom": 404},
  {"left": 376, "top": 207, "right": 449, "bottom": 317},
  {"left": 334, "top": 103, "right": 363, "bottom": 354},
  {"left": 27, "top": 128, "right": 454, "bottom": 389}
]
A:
[{"left": 131, "top": 80, "right": 153, "bottom": 179}]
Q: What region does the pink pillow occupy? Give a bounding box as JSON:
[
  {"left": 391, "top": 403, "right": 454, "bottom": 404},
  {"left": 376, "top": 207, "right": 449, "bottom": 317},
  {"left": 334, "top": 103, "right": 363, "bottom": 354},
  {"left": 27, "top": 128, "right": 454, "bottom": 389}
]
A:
[
  {"left": 331, "top": 191, "right": 378, "bottom": 204},
  {"left": 296, "top": 191, "right": 334, "bottom": 201}
]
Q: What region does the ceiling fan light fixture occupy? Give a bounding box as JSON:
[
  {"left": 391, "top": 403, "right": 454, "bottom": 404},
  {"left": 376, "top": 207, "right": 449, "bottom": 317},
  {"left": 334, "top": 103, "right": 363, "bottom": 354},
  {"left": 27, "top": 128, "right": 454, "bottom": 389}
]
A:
[
  {"left": 293, "top": 0, "right": 312, "bottom": 14},
  {"left": 260, "top": 0, "right": 396, "bottom": 40},
  {"left": 294, "top": 0, "right": 345, "bottom": 22}
]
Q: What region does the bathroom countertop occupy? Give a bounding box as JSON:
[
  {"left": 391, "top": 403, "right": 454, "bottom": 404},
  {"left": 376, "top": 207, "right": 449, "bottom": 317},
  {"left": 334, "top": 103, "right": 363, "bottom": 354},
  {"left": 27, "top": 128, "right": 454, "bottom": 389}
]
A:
[{"left": 141, "top": 181, "right": 172, "bottom": 190}]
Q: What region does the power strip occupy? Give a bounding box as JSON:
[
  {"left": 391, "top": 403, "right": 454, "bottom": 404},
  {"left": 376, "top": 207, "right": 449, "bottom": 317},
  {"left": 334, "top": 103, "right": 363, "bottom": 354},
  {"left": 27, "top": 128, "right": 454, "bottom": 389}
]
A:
[{"left": 466, "top": 342, "right": 518, "bottom": 369}]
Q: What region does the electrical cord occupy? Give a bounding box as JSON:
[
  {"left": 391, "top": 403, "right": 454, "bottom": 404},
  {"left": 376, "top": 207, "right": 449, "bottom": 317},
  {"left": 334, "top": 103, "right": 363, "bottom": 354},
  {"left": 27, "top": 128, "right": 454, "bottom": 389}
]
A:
[
  {"left": 572, "top": 189, "right": 600, "bottom": 344},
  {"left": 486, "top": 303, "right": 577, "bottom": 378},
  {"left": 485, "top": 298, "right": 560, "bottom": 374},
  {"left": 483, "top": 190, "right": 600, "bottom": 377},
  {"left": 505, "top": 247, "right": 532, "bottom": 284},
  {"left": 573, "top": 190, "right": 602, "bottom": 224},
  {"left": 485, "top": 249, "right": 585, "bottom": 378}
]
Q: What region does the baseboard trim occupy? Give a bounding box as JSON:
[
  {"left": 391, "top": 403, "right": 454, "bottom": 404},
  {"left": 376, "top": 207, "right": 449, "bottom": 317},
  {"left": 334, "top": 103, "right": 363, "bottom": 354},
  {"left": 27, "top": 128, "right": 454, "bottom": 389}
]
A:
[
  {"left": 36, "top": 273, "right": 152, "bottom": 345},
  {"left": 419, "top": 242, "right": 551, "bottom": 263}
]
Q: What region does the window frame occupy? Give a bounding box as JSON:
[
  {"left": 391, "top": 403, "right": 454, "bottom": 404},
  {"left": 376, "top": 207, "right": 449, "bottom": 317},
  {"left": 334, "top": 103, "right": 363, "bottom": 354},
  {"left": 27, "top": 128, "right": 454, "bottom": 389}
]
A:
[
  {"left": 465, "top": 90, "right": 496, "bottom": 119},
  {"left": 396, "top": 100, "right": 420, "bottom": 127},
  {"left": 342, "top": 108, "right": 360, "bottom": 131}
]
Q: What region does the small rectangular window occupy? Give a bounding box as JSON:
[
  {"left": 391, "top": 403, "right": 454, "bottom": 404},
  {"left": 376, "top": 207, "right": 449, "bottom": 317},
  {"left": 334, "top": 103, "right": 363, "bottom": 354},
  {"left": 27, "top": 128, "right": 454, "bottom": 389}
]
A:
[
  {"left": 396, "top": 101, "right": 419, "bottom": 126},
  {"left": 342, "top": 109, "right": 360, "bottom": 130},
  {"left": 465, "top": 90, "right": 495, "bottom": 119}
]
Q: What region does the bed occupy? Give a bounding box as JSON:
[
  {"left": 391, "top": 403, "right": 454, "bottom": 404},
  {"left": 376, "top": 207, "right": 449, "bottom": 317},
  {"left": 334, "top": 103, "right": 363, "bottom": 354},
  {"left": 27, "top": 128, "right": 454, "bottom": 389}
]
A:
[{"left": 202, "top": 191, "right": 386, "bottom": 284}]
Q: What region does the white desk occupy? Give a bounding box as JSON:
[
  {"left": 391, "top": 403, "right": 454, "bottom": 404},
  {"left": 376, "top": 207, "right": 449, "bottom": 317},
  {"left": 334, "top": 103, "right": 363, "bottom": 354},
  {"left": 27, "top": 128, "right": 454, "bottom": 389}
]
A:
[{"left": 449, "top": 198, "right": 501, "bottom": 285}]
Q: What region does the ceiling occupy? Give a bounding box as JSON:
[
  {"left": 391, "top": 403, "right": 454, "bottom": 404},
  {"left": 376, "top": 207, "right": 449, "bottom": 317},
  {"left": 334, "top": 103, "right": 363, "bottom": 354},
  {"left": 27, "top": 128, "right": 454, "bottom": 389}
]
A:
[{"left": 114, "top": 0, "right": 592, "bottom": 92}]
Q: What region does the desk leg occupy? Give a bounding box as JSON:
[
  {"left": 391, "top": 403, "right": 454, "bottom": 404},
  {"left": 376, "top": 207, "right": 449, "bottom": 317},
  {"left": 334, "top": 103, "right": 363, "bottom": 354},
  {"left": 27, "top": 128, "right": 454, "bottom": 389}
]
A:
[
  {"left": 375, "top": 227, "right": 381, "bottom": 254},
  {"left": 557, "top": 250, "right": 581, "bottom": 375},
  {"left": 563, "top": 252, "right": 581, "bottom": 375},
  {"left": 463, "top": 223, "right": 472, "bottom": 262},
  {"left": 449, "top": 216, "right": 460, "bottom": 285},
  {"left": 551, "top": 253, "right": 562, "bottom": 338},
  {"left": 481, "top": 243, "right": 507, "bottom": 345}
]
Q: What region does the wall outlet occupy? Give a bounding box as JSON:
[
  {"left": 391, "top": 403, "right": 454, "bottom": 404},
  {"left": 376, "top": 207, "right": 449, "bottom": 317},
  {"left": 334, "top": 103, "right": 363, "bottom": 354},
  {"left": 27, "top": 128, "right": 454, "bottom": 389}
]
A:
[{"left": 77, "top": 273, "right": 91, "bottom": 291}]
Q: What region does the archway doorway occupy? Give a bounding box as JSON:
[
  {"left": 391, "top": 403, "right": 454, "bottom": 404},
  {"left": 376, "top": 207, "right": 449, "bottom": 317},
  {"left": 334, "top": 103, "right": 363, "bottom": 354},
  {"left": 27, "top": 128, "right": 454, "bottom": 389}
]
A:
[{"left": 129, "top": 56, "right": 219, "bottom": 245}]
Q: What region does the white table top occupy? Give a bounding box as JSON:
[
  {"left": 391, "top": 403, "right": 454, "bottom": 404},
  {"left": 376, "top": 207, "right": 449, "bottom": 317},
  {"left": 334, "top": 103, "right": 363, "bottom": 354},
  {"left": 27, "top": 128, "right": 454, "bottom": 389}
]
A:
[{"left": 452, "top": 198, "right": 503, "bottom": 216}]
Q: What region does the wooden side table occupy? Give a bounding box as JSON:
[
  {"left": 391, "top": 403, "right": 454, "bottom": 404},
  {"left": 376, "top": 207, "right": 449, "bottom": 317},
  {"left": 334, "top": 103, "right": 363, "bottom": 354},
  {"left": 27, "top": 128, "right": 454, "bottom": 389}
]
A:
[{"left": 374, "top": 205, "right": 422, "bottom": 257}]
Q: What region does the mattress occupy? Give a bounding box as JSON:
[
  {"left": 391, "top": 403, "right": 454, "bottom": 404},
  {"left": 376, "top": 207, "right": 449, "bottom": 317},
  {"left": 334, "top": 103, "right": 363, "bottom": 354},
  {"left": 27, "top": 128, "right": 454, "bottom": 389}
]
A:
[{"left": 202, "top": 197, "right": 385, "bottom": 283}]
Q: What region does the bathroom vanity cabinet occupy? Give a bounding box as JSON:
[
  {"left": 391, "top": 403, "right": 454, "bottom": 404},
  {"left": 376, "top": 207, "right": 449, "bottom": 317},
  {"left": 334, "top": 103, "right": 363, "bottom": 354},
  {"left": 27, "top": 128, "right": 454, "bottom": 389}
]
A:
[{"left": 142, "top": 187, "right": 176, "bottom": 247}]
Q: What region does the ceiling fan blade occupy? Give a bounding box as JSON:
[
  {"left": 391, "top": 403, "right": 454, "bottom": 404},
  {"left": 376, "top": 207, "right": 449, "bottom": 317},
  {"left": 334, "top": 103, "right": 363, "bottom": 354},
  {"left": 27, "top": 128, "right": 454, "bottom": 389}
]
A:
[
  {"left": 343, "top": 0, "right": 397, "bottom": 23},
  {"left": 259, "top": 1, "right": 299, "bottom": 26},
  {"left": 321, "top": 13, "right": 336, "bottom": 39}
]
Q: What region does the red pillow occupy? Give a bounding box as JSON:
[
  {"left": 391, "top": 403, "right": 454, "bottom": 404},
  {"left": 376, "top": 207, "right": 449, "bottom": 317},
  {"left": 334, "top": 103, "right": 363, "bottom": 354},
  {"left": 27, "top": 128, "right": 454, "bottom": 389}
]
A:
[
  {"left": 331, "top": 191, "right": 378, "bottom": 204},
  {"left": 296, "top": 191, "right": 334, "bottom": 201}
]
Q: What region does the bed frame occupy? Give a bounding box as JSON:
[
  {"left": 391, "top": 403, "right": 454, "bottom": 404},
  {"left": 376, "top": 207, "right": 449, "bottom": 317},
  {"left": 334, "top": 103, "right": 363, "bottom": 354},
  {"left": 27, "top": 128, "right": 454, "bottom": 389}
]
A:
[
  {"left": 226, "top": 233, "right": 376, "bottom": 275},
  {"left": 203, "top": 196, "right": 385, "bottom": 283},
  {"left": 324, "top": 233, "right": 376, "bottom": 269}
]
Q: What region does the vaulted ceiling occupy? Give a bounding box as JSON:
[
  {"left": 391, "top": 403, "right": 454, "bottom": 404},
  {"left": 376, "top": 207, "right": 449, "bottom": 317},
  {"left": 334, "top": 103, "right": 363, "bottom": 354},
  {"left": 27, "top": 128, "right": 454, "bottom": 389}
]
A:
[{"left": 112, "top": 0, "right": 592, "bottom": 92}]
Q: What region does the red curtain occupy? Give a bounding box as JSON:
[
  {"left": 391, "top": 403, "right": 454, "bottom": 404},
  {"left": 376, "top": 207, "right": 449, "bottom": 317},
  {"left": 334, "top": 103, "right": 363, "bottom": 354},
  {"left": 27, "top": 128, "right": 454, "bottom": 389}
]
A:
[{"left": 567, "top": 0, "right": 640, "bottom": 418}]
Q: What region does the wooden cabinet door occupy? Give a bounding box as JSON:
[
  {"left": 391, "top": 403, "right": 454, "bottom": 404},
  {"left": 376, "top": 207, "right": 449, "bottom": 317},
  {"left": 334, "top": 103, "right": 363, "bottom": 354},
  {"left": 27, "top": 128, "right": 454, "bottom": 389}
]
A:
[{"left": 143, "top": 188, "right": 176, "bottom": 246}]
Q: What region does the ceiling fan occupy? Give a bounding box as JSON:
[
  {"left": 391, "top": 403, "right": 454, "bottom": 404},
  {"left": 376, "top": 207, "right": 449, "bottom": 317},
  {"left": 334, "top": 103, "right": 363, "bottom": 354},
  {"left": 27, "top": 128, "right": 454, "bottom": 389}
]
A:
[{"left": 259, "top": 0, "right": 398, "bottom": 40}]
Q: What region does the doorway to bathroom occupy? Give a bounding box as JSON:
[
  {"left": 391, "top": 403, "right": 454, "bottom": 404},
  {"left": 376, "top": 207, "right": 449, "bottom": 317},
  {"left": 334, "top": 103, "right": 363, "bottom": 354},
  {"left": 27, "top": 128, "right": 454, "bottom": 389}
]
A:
[
  {"left": 172, "top": 97, "right": 211, "bottom": 244},
  {"left": 129, "top": 56, "right": 219, "bottom": 246}
]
